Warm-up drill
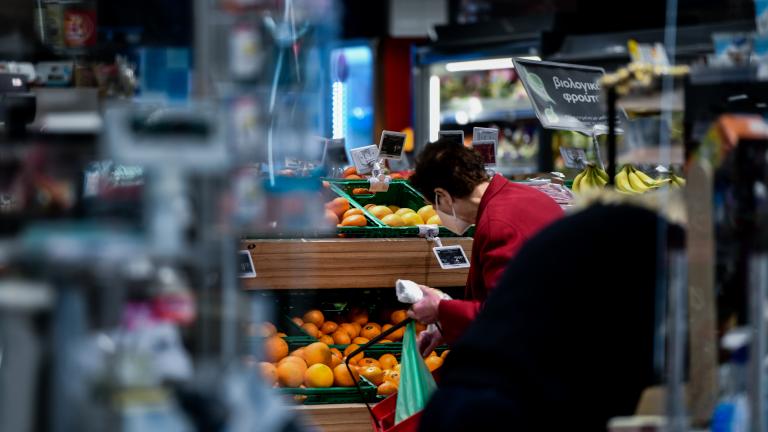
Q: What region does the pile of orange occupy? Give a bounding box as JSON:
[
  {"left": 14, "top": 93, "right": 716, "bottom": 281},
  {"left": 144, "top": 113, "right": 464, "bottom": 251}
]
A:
[{"left": 291, "top": 308, "right": 419, "bottom": 346}]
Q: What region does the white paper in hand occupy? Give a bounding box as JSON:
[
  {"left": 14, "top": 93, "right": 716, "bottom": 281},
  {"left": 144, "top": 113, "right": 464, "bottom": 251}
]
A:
[{"left": 396, "top": 279, "right": 423, "bottom": 304}]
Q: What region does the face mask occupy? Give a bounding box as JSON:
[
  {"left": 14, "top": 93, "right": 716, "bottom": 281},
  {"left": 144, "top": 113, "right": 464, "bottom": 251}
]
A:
[{"left": 434, "top": 193, "right": 472, "bottom": 235}]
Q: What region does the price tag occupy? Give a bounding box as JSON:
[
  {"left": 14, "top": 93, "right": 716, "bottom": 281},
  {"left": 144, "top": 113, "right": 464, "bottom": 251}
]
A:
[
  {"left": 472, "top": 127, "right": 498, "bottom": 143},
  {"left": 559, "top": 147, "right": 587, "bottom": 169},
  {"left": 433, "top": 245, "right": 471, "bottom": 270},
  {"left": 439, "top": 130, "right": 464, "bottom": 147},
  {"left": 238, "top": 250, "right": 257, "bottom": 278},
  {"left": 350, "top": 145, "right": 380, "bottom": 174},
  {"left": 378, "top": 131, "right": 407, "bottom": 160},
  {"left": 473, "top": 140, "right": 497, "bottom": 167}
]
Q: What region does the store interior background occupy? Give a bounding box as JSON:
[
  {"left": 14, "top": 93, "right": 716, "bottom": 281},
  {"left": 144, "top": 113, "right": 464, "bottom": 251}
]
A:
[{"left": 0, "top": 0, "right": 766, "bottom": 431}]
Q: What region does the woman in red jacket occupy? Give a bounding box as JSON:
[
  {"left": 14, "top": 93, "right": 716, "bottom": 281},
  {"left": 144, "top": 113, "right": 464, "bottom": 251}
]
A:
[{"left": 407, "top": 140, "right": 563, "bottom": 355}]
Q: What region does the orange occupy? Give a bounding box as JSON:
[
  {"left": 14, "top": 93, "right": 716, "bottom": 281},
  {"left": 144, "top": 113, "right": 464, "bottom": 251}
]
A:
[
  {"left": 304, "top": 364, "right": 334, "bottom": 388},
  {"left": 303, "top": 342, "right": 332, "bottom": 367},
  {"left": 343, "top": 166, "right": 358, "bottom": 177},
  {"left": 338, "top": 323, "right": 356, "bottom": 338},
  {"left": 359, "top": 358, "right": 381, "bottom": 369},
  {"left": 325, "top": 197, "right": 350, "bottom": 218},
  {"left": 345, "top": 174, "right": 362, "bottom": 180},
  {"left": 415, "top": 322, "right": 427, "bottom": 333},
  {"left": 426, "top": 214, "right": 442, "bottom": 225},
  {"left": 350, "top": 323, "right": 362, "bottom": 337},
  {"left": 261, "top": 322, "right": 277, "bottom": 337},
  {"left": 381, "top": 214, "right": 405, "bottom": 227},
  {"left": 352, "top": 188, "right": 371, "bottom": 195},
  {"left": 366, "top": 322, "right": 382, "bottom": 332},
  {"left": 291, "top": 317, "right": 304, "bottom": 327},
  {"left": 277, "top": 361, "right": 305, "bottom": 388},
  {"left": 344, "top": 344, "right": 364, "bottom": 365},
  {"left": 441, "top": 350, "right": 450, "bottom": 359},
  {"left": 391, "top": 310, "right": 408, "bottom": 325},
  {"left": 401, "top": 212, "right": 425, "bottom": 227},
  {"left": 379, "top": 354, "right": 398, "bottom": 370},
  {"left": 417, "top": 205, "right": 436, "bottom": 223},
  {"left": 377, "top": 381, "right": 398, "bottom": 396},
  {"left": 264, "top": 336, "right": 289, "bottom": 362},
  {"left": 289, "top": 348, "right": 306, "bottom": 360},
  {"left": 352, "top": 337, "right": 370, "bottom": 345},
  {"left": 369, "top": 205, "right": 393, "bottom": 219},
  {"left": 276, "top": 332, "right": 287, "bottom": 338},
  {"left": 348, "top": 307, "right": 369, "bottom": 325},
  {"left": 424, "top": 356, "right": 443, "bottom": 372},
  {"left": 321, "top": 321, "right": 339, "bottom": 334},
  {"left": 384, "top": 371, "right": 400, "bottom": 386},
  {"left": 364, "top": 204, "right": 376, "bottom": 210},
  {"left": 279, "top": 355, "right": 307, "bottom": 371},
  {"left": 341, "top": 214, "right": 367, "bottom": 227},
  {"left": 319, "top": 335, "right": 334, "bottom": 345},
  {"left": 382, "top": 324, "right": 404, "bottom": 341},
  {"left": 260, "top": 362, "right": 278, "bottom": 386},
  {"left": 333, "top": 363, "right": 360, "bottom": 387},
  {"left": 393, "top": 364, "right": 401, "bottom": 373},
  {"left": 380, "top": 339, "right": 393, "bottom": 343},
  {"left": 395, "top": 208, "right": 416, "bottom": 216},
  {"left": 330, "top": 347, "right": 343, "bottom": 359},
  {"left": 360, "top": 324, "right": 381, "bottom": 340},
  {"left": 359, "top": 366, "right": 384, "bottom": 385},
  {"left": 342, "top": 208, "right": 364, "bottom": 219},
  {"left": 332, "top": 330, "right": 351, "bottom": 345},
  {"left": 303, "top": 310, "right": 325, "bottom": 327},
  {"left": 325, "top": 209, "right": 339, "bottom": 225},
  {"left": 387, "top": 205, "right": 401, "bottom": 213},
  {"left": 330, "top": 352, "right": 343, "bottom": 368},
  {"left": 301, "top": 322, "right": 320, "bottom": 338}
]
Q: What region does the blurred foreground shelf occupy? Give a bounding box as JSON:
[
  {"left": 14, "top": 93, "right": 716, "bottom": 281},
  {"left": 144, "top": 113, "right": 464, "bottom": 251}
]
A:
[
  {"left": 294, "top": 403, "right": 373, "bottom": 432},
  {"left": 240, "top": 238, "right": 473, "bottom": 290}
]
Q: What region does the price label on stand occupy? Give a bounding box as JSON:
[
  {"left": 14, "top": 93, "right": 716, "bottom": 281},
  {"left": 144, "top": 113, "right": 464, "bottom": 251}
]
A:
[
  {"left": 433, "top": 245, "right": 471, "bottom": 270},
  {"left": 472, "top": 127, "right": 498, "bottom": 144},
  {"left": 513, "top": 58, "right": 625, "bottom": 134},
  {"left": 559, "top": 147, "right": 588, "bottom": 169},
  {"left": 439, "top": 130, "right": 464, "bottom": 147},
  {"left": 350, "top": 145, "right": 380, "bottom": 174},
  {"left": 238, "top": 250, "right": 257, "bottom": 278},
  {"left": 378, "top": 131, "right": 406, "bottom": 160}
]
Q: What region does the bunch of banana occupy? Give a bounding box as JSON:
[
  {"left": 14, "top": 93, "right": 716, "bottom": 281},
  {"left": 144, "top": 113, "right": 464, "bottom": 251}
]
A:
[
  {"left": 572, "top": 164, "right": 608, "bottom": 193},
  {"left": 615, "top": 165, "right": 670, "bottom": 194},
  {"left": 669, "top": 173, "right": 686, "bottom": 188}
]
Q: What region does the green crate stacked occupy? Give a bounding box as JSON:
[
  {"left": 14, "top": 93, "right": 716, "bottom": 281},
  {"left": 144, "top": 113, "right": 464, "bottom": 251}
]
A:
[{"left": 328, "top": 179, "right": 475, "bottom": 238}]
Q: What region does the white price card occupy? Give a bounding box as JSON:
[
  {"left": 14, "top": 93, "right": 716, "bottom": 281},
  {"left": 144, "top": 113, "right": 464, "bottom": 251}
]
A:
[
  {"left": 559, "top": 147, "right": 587, "bottom": 169},
  {"left": 472, "top": 127, "right": 498, "bottom": 144},
  {"left": 378, "top": 131, "right": 407, "bottom": 160},
  {"left": 238, "top": 250, "right": 257, "bottom": 278},
  {"left": 350, "top": 145, "right": 380, "bottom": 174},
  {"left": 439, "top": 130, "right": 464, "bottom": 147},
  {"left": 433, "top": 245, "right": 471, "bottom": 270}
]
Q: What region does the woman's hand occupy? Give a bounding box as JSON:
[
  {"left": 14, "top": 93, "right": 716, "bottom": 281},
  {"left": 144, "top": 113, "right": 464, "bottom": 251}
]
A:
[
  {"left": 407, "top": 285, "right": 443, "bottom": 324},
  {"left": 417, "top": 328, "right": 443, "bottom": 358}
]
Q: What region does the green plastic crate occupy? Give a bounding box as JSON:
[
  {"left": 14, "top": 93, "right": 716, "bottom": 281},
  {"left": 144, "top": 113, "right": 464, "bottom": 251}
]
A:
[
  {"left": 328, "top": 179, "right": 474, "bottom": 238},
  {"left": 278, "top": 376, "right": 378, "bottom": 405}
]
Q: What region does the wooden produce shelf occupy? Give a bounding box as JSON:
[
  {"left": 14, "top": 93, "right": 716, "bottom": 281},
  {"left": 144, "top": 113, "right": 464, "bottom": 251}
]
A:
[
  {"left": 241, "top": 237, "right": 473, "bottom": 290},
  {"left": 294, "top": 403, "right": 373, "bottom": 432}
]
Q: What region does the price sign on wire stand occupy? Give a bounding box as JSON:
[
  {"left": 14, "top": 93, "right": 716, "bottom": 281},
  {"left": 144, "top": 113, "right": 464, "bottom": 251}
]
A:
[
  {"left": 238, "top": 250, "right": 257, "bottom": 278},
  {"left": 439, "top": 130, "right": 464, "bottom": 147},
  {"left": 378, "top": 131, "right": 407, "bottom": 160},
  {"left": 559, "top": 146, "right": 588, "bottom": 169},
  {"left": 433, "top": 245, "right": 471, "bottom": 270},
  {"left": 350, "top": 145, "right": 380, "bottom": 175},
  {"left": 472, "top": 127, "right": 498, "bottom": 143}
]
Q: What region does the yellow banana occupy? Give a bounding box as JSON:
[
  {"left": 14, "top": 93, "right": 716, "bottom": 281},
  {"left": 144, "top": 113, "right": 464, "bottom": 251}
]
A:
[
  {"left": 628, "top": 171, "right": 651, "bottom": 193},
  {"left": 615, "top": 169, "right": 638, "bottom": 194},
  {"left": 633, "top": 169, "right": 659, "bottom": 188},
  {"left": 572, "top": 170, "right": 586, "bottom": 192}
]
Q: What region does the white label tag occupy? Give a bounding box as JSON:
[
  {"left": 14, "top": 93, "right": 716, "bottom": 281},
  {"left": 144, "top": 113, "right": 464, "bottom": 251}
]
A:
[
  {"left": 433, "top": 245, "right": 470, "bottom": 269},
  {"left": 439, "top": 130, "right": 464, "bottom": 147},
  {"left": 418, "top": 224, "right": 440, "bottom": 239},
  {"left": 472, "top": 127, "right": 498, "bottom": 143},
  {"left": 350, "top": 145, "right": 380, "bottom": 174},
  {"left": 238, "top": 250, "right": 257, "bottom": 278},
  {"left": 559, "top": 146, "right": 587, "bottom": 169}
]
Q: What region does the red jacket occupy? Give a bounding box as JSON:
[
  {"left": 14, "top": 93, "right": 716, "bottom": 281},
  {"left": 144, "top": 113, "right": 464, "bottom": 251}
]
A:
[{"left": 437, "top": 175, "right": 563, "bottom": 343}]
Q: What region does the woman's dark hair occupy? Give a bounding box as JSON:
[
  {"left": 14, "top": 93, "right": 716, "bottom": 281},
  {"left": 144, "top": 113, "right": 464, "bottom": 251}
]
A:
[{"left": 409, "top": 139, "right": 490, "bottom": 200}]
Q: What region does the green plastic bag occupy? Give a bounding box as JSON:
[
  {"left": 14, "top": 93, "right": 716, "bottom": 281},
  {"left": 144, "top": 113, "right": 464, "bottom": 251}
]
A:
[{"left": 395, "top": 321, "right": 437, "bottom": 424}]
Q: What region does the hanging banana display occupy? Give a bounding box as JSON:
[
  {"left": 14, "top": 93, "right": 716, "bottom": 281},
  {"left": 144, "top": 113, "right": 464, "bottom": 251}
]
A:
[{"left": 571, "top": 164, "right": 685, "bottom": 194}]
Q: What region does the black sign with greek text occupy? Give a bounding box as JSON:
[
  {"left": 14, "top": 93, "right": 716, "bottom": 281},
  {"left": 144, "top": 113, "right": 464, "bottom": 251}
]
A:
[{"left": 513, "top": 59, "right": 623, "bottom": 134}]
